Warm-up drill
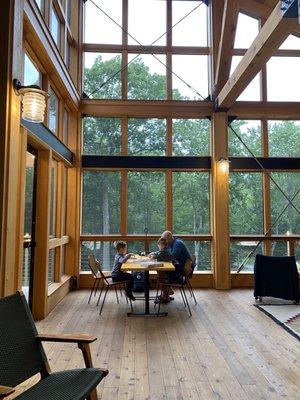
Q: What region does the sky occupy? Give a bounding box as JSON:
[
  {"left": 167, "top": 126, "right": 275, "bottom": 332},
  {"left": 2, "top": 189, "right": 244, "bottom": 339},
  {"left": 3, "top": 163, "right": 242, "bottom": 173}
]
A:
[{"left": 83, "top": 0, "right": 300, "bottom": 102}]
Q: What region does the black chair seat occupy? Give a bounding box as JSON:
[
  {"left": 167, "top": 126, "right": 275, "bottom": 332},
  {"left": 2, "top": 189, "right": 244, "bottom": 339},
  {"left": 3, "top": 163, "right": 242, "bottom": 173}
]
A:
[{"left": 14, "top": 368, "right": 105, "bottom": 400}]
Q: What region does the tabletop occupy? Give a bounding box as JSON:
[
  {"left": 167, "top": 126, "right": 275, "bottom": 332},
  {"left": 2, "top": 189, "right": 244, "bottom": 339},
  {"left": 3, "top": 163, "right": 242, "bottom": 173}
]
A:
[{"left": 121, "top": 255, "right": 175, "bottom": 272}]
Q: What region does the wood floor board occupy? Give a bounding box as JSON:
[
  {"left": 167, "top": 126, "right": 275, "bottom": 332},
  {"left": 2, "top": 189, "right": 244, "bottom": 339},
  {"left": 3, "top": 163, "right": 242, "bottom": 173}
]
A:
[{"left": 8, "top": 289, "right": 300, "bottom": 400}]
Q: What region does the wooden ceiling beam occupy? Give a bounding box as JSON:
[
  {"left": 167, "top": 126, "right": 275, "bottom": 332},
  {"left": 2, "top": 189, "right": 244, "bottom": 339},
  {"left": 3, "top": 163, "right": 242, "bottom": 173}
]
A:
[
  {"left": 214, "top": 0, "right": 239, "bottom": 97},
  {"left": 229, "top": 101, "right": 300, "bottom": 119},
  {"left": 216, "top": 2, "right": 298, "bottom": 110}
]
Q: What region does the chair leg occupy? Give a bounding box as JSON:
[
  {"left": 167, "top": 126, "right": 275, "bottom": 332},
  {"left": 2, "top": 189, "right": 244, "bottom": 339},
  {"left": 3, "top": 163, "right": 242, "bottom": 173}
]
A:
[
  {"left": 154, "top": 282, "right": 161, "bottom": 308},
  {"left": 99, "top": 286, "right": 109, "bottom": 315},
  {"left": 130, "top": 298, "right": 133, "bottom": 312},
  {"left": 94, "top": 278, "right": 101, "bottom": 296},
  {"left": 124, "top": 284, "right": 128, "bottom": 304},
  {"left": 156, "top": 286, "right": 164, "bottom": 316},
  {"left": 88, "top": 279, "right": 97, "bottom": 304},
  {"left": 179, "top": 287, "right": 186, "bottom": 307},
  {"left": 96, "top": 282, "right": 104, "bottom": 306},
  {"left": 188, "top": 281, "right": 197, "bottom": 305},
  {"left": 182, "top": 287, "right": 192, "bottom": 316},
  {"left": 119, "top": 285, "right": 123, "bottom": 297},
  {"left": 87, "top": 388, "right": 98, "bottom": 400},
  {"left": 115, "top": 286, "right": 119, "bottom": 304}
]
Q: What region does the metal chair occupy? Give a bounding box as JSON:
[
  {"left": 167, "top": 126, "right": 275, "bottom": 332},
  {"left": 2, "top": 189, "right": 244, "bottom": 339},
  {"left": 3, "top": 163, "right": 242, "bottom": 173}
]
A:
[
  {"left": 157, "top": 259, "right": 194, "bottom": 316},
  {"left": 187, "top": 255, "right": 197, "bottom": 305},
  {"left": 0, "top": 292, "right": 108, "bottom": 400},
  {"left": 92, "top": 256, "right": 133, "bottom": 315},
  {"left": 87, "top": 254, "right": 105, "bottom": 304}
]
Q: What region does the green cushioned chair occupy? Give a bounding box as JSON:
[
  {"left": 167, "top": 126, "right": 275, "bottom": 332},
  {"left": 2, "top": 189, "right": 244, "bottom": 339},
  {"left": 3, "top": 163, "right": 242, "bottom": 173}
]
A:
[{"left": 0, "top": 292, "right": 108, "bottom": 400}]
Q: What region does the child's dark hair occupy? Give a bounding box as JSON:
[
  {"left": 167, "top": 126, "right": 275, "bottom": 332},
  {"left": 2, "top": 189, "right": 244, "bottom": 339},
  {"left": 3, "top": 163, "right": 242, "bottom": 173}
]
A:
[
  {"left": 157, "top": 237, "right": 168, "bottom": 247},
  {"left": 115, "top": 240, "right": 127, "bottom": 251}
]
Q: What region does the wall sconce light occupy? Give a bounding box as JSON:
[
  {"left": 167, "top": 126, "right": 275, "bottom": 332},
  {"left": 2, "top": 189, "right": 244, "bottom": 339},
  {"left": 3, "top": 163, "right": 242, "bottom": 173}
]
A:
[
  {"left": 218, "top": 157, "right": 230, "bottom": 173},
  {"left": 13, "top": 79, "right": 49, "bottom": 123}
]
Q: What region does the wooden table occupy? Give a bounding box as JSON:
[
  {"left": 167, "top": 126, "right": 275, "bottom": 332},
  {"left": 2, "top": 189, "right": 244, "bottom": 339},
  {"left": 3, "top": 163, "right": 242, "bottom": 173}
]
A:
[{"left": 121, "top": 256, "right": 175, "bottom": 316}]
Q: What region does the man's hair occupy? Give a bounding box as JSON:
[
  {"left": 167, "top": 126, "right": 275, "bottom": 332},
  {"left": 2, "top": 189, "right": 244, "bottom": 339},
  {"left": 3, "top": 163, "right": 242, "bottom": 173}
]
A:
[
  {"left": 115, "top": 241, "right": 127, "bottom": 251},
  {"left": 157, "top": 237, "right": 168, "bottom": 247},
  {"left": 161, "top": 231, "right": 173, "bottom": 241}
]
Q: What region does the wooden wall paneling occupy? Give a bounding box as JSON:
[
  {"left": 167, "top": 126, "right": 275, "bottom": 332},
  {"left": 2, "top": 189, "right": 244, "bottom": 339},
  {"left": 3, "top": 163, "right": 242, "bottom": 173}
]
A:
[
  {"left": 33, "top": 149, "right": 51, "bottom": 320},
  {"left": 211, "top": 112, "right": 231, "bottom": 289},
  {"left": 0, "top": 0, "right": 25, "bottom": 297},
  {"left": 214, "top": 0, "right": 239, "bottom": 97},
  {"left": 216, "top": 3, "right": 298, "bottom": 109}
]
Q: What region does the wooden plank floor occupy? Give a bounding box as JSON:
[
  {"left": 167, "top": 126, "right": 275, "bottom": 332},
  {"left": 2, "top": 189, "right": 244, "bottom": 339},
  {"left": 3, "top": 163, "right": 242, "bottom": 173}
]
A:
[{"left": 10, "top": 289, "right": 300, "bottom": 400}]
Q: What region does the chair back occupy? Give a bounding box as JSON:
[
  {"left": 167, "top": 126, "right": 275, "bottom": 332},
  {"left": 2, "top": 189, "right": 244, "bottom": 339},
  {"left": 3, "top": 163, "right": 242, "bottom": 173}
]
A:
[
  {"left": 183, "top": 259, "right": 193, "bottom": 283},
  {"left": 0, "top": 292, "right": 48, "bottom": 387},
  {"left": 88, "top": 254, "right": 101, "bottom": 277}
]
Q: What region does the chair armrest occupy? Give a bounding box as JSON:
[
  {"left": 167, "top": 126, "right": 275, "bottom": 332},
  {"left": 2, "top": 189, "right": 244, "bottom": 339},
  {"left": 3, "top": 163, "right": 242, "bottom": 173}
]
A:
[
  {"left": 0, "top": 385, "right": 15, "bottom": 398},
  {"left": 36, "top": 333, "right": 97, "bottom": 344}
]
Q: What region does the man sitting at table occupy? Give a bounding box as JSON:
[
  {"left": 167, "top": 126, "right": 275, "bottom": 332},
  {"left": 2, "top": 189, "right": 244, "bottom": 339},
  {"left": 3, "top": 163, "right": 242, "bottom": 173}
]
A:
[{"left": 112, "top": 241, "right": 136, "bottom": 301}]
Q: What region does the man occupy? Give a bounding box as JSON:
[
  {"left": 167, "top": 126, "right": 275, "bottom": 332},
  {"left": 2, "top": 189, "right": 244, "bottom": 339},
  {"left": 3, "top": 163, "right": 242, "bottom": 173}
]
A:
[{"left": 161, "top": 230, "right": 192, "bottom": 277}]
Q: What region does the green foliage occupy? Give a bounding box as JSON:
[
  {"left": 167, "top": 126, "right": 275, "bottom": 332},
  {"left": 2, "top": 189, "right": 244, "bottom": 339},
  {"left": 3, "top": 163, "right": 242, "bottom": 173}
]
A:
[{"left": 128, "top": 118, "right": 166, "bottom": 155}]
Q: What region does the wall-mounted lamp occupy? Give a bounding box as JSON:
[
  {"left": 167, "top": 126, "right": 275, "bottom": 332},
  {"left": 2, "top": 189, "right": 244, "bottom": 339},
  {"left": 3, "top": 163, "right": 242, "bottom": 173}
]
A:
[
  {"left": 218, "top": 157, "right": 230, "bottom": 173},
  {"left": 13, "top": 79, "right": 49, "bottom": 123}
]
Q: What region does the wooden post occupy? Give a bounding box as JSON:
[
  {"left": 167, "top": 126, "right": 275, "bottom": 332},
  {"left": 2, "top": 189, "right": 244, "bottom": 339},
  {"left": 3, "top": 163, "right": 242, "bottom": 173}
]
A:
[{"left": 211, "top": 112, "right": 231, "bottom": 289}]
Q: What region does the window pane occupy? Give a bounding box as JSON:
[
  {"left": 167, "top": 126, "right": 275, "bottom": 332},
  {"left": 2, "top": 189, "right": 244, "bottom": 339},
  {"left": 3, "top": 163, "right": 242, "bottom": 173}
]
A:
[
  {"left": 49, "top": 161, "right": 57, "bottom": 238},
  {"left": 173, "top": 172, "right": 210, "bottom": 234},
  {"left": 173, "top": 119, "right": 210, "bottom": 156},
  {"left": 230, "top": 241, "right": 263, "bottom": 272},
  {"left": 128, "top": 55, "right": 166, "bottom": 100},
  {"left": 128, "top": 0, "right": 166, "bottom": 46},
  {"left": 279, "top": 35, "right": 300, "bottom": 50},
  {"left": 22, "top": 246, "right": 31, "bottom": 299},
  {"left": 268, "top": 120, "right": 300, "bottom": 157},
  {"left": 84, "top": 53, "right": 121, "bottom": 99},
  {"left": 48, "top": 249, "right": 55, "bottom": 285},
  {"left": 228, "top": 120, "right": 261, "bottom": 157},
  {"left": 234, "top": 13, "right": 259, "bottom": 49},
  {"left": 24, "top": 54, "right": 41, "bottom": 87},
  {"left": 295, "top": 242, "right": 300, "bottom": 271},
  {"left": 270, "top": 241, "right": 288, "bottom": 257},
  {"left": 83, "top": 117, "right": 121, "bottom": 155},
  {"left": 24, "top": 152, "right": 35, "bottom": 237},
  {"left": 229, "top": 173, "right": 263, "bottom": 234},
  {"left": 267, "top": 57, "right": 300, "bottom": 101},
  {"left": 172, "top": 1, "right": 207, "bottom": 47},
  {"left": 184, "top": 241, "right": 211, "bottom": 271},
  {"left": 231, "top": 56, "right": 261, "bottom": 101},
  {"left": 128, "top": 172, "right": 165, "bottom": 234},
  {"left": 49, "top": 89, "right": 58, "bottom": 134},
  {"left": 34, "top": 0, "right": 43, "bottom": 10},
  {"left": 172, "top": 55, "right": 208, "bottom": 100},
  {"left": 51, "top": 8, "right": 60, "bottom": 48},
  {"left": 84, "top": 0, "right": 122, "bottom": 44},
  {"left": 270, "top": 172, "right": 300, "bottom": 235},
  {"left": 82, "top": 172, "right": 121, "bottom": 234},
  {"left": 128, "top": 118, "right": 166, "bottom": 155},
  {"left": 81, "top": 241, "right": 116, "bottom": 271}
]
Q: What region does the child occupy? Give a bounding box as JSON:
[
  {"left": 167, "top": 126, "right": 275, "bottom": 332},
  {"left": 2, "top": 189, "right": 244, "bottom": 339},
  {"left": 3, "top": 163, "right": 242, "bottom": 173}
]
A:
[
  {"left": 149, "top": 238, "right": 176, "bottom": 303},
  {"left": 112, "top": 241, "right": 135, "bottom": 301},
  {"left": 149, "top": 237, "right": 174, "bottom": 262}
]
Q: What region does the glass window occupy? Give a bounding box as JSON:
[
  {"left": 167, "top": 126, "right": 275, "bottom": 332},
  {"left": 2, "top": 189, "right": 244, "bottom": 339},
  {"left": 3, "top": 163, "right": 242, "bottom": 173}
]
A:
[
  {"left": 295, "top": 242, "right": 300, "bottom": 271},
  {"left": 84, "top": 0, "right": 122, "bottom": 44},
  {"left": 24, "top": 54, "right": 41, "bottom": 87},
  {"left": 231, "top": 56, "right": 261, "bottom": 101},
  {"left": 173, "top": 172, "right": 210, "bottom": 234},
  {"left": 279, "top": 35, "right": 300, "bottom": 50},
  {"left": 49, "top": 161, "right": 57, "bottom": 238},
  {"left": 228, "top": 120, "right": 261, "bottom": 157},
  {"left": 128, "top": 0, "right": 166, "bottom": 46},
  {"left": 24, "top": 152, "right": 35, "bottom": 237},
  {"left": 82, "top": 172, "right": 121, "bottom": 234},
  {"left": 65, "top": 40, "right": 70, "bottom": 69},
  {"left": 271, "top": 241, "right": 288, "bottom": 257},
  {"left": 34, "top": 0, "right": 43, "bottom": 10},
  {"left": 83, "top": 117, "right": 121, "bottom": 155},
  {"left": 49, "top": 89, "right": 58, "bottom": 134},
  {"left": 67, "top": 0, "right": 72, "bottom": 24},
  {"left": 84, "top": 53, "right": 122, "bottom": 99},
  {"left": 229, "top": 173, "right": 263, "bottom": 234},
  {"left": 48, "top": 249, "right": 55, "bottom": 285},
  {"left": 172, "top": 55, "right": 208, "bottom": 100},
  {"left": 172, "top": 119, "right": 210, "bottom": 156},
  {"left": 128, "top": 54, "right": 166, "bottom": 100},
  {"left": 81, "top": 241, "right": 116, "bottom": 271},
  {"left": 127, "top": 118, "right": 166, "bottom": 156},
  {"left": 268, "top": 120, "right": 300, "bottom": 157},
  {"left": 184, "top": 241, "right": 211, "bottom": 271},
  {"left": 172, "top": 1, "right": 207, "bottom": 47},
  {"left": 234, "top": 13, "right": 259, "bottom": 49},
  {"left": 127, "top": 172, "right": 166, "bottom": 234},
  {"left": 51, "top": 8, "right": 60, "bottom": 48},
  {"left": 230, "top": 241, "right": 263, "bottom": 272},
  {"left": 267, "top": 57, "right": 300, "bottom": 101},
  {"left": 270, "top": 172, "right": 300, "bottom": 235}
]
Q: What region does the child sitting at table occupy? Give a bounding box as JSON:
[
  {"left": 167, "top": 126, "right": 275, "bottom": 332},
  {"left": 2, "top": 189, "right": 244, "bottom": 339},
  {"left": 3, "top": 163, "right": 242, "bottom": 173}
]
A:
[
  {"left": 149, "top": 238, "right": 176, "bottom": 303},
  {"left": 112, "top": 241, "right": 136, "bottom": 301}
]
